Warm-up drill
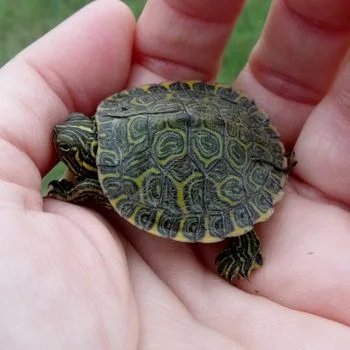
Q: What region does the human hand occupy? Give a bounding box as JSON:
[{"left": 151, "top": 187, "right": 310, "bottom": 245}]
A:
[{"left": 1, "top": 0, "right": 350, "bottom": 349}]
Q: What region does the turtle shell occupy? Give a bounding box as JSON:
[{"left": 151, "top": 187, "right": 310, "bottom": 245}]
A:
[{"left": 95, "top": 81, "right": 287, "bottom": 243}]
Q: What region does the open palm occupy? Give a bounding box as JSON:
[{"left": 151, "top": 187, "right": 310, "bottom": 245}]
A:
[{"left": 1, "top": 0, "right": 350, "bottom": 348}]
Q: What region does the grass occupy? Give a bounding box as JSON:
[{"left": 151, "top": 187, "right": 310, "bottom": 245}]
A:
[
  {"left": 0, "top": 0, "right": 271, "bottom": 189},
  {"left": 0, "top": 0, "right": 270, "bottom": 78},
  {"left": 219, "top": 0, "right": 270, "bottom": 81}
]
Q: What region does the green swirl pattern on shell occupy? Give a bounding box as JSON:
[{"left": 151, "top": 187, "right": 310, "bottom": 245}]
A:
[{"left": 94, "top": 81, "right": 287, "bottom": 243}]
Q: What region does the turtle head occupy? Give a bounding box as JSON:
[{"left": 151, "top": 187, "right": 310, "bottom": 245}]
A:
[{"left": 53, "top": 113, "right": 98, "bottom": 179}]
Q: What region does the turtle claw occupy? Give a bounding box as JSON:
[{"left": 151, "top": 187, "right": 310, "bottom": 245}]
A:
[
  {"left": 284, "top": 150, "right": 297, "bottom": 173},
  {"left": 47, "top": 179, "right": 74, "bottom": 199}
]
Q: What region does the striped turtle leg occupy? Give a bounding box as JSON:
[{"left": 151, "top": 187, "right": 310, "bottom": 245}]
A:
[
  {"left": 47, "top": 178, "right": 111, "bottom": 210},
  {"left": 215, "top": 230, "right": 263, "bottom": 282}
]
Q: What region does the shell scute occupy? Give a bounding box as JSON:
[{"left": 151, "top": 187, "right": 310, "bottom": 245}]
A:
[{"left": 95, "top": 82, "right": 288, "bottom": 242}]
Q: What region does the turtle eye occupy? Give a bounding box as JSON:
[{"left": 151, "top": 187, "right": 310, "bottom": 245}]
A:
[{"left": 59, "top": 143, "right": 71, "bottom": 153}]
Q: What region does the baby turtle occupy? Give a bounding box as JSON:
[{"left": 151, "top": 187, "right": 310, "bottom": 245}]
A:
[{"left": 47, "top": 81, "right": 295, "bottom": 282}]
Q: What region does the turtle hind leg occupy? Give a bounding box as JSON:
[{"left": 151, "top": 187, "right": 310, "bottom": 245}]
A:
[
  {"left": 215, "top": 230, "right": 263, "bottom": 282},
  {"left": 47, "top": 178, "right": 112, "bottom": 210}
]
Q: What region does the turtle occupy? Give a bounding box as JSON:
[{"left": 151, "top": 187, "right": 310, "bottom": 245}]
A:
[{"left": 47, "top": 81, "right": 295, "bottom": 282}]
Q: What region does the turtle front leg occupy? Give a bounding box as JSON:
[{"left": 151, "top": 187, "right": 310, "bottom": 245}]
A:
[
  {"left": 47, "top": 178, "right": 111, "bottom": 210},
  {"left": 215, "top": 230, "right": 263, "bottom": 282}
]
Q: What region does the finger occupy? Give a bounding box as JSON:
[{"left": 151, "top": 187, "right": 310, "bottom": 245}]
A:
[
  {"left": 0, "top": 208, "right": 137, "bottom": 349},
  {"left": 127, "top": 244, "right": 241, "bottom": 350},
  {"left": 128, "top": 0, "right": 245, "bottom": 85},
  {"left": 122, "top": 217, "right": 350, "bottom": 349},
  {"left": 237, "top": 191, "right": 350, "bottom": 326},
  {"left": 235, "top": 0, "right": 350, "bottom": 146},
  {"left": 294, "top": 56, "right": 350, "bottom": 204},
  {"left": 0, "top": 0, "right": 135, "bottom": 192}
]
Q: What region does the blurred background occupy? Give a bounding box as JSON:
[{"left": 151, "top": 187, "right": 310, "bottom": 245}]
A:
[
  {"left": 0, "top": 0, "right": 271, "bottom": 187},
  {"left": 0, "top": 0, "right": 271, "bottom": 81}
]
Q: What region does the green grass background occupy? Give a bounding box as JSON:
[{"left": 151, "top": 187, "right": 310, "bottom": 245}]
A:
[{"left": 0, "top": 0, "right": 271, "bottom": 188}]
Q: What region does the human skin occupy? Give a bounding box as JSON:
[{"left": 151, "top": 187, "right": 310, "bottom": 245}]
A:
[{"left": 1, "top": 0, "right": 350, "bottom": 348}]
